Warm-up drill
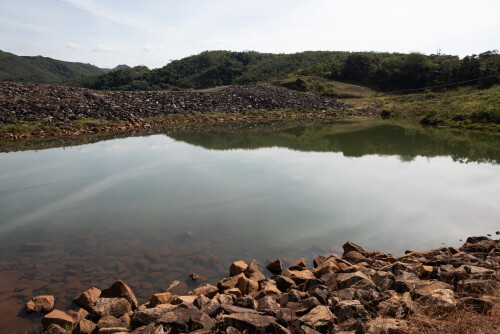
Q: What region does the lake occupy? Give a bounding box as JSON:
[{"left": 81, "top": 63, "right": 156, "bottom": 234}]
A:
[{"left": 1, "top": 120, "right": 499, "bottom": 333}]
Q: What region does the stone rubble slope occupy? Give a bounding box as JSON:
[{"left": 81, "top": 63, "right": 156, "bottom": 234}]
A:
[
  {"left": 30, "top": 235, "right": 499, "bottom": 334},
  {"left": 0, "top": 82, "right": 348, "bottom": 125}
]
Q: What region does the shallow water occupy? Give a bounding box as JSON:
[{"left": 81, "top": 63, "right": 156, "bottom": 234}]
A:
[{"left": 0, "top": 121, "right": 499, "bottom": 333}]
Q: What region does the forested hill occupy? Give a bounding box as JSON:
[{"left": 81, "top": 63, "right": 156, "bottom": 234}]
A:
[
  {"left": 0, "top": 50, "right": 107, "bottom": 83},
  {"left": 66, "top": 50, "right": 500, "bottom": 92}
]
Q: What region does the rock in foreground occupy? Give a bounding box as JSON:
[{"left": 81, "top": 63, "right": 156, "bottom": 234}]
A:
[{"left": 32, "top": 236, "right": 499, "bottom": 333}]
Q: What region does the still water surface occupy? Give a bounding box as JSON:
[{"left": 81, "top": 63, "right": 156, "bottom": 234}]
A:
[{"left": 0, "top": 121, "right": 499, "bottom": 333}]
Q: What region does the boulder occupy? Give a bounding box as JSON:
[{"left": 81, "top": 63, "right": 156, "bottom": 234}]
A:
[
  {"left": 460, "top": 236, "right": 497, "bottom": 253},
  {"left": 284, "top": 269, "right": 316, "bottom": 284},
  {"left": 26, "top": 295, "right": 55, "bottom": 313},
  {"left": 131, "top": 323, "right": 165, "bottom": 334},
  {"left": 343, "top": 241, "right": 370, "bottom": 257},
  {"left": 266, "top": 259, "right": 283, "bottom": 275},
  {"left": 149, "top": 292, "right": 174, "bottom": 307},
  {"left": 336, "top": 272, "right": 374, "bottom": 289},
  {"left": 100, "top": 281, "right": 138, "bottom": 309},
  {"left": 45, "top": 324, "right": 70, "bottom": 334},
  {"left": 414, "top": 281, "right": 453, "bottom": 298},
  {"left": 416, "top": 289, "right": 456, "bottom": 313},
  {"left": 74, "top": 287, "right": 101, "bottom": 311},
  {"left": 191, "top": 283, "right": 218, "bottom": 298},
  {"left": 230, "top": 261, "right": 248, "bottom": 277},
  {"left": 257, "top": 296, "right": 281, "bottom": 315},
  {"left": 244, "top": 260, "right": 266, "bottom": 282},
  {"left": 222, "top": 313, "right": 277, "bottom": 334},
  {"left": 234, "top": 296, "right": 258, "bottom": 309},
  {"left": 275, "top": 276, "right": 295, "bottom": 292},
  {"left": 218, "top": 273, "right": 245, "bottom": 292},
  {"left": 254, "top": 280, "right": 281, "bottom": 299},
  {"left": 73, "top": 319, "right": 96, "bottom": 334},
  {"left": 334, "top": 300, "right": 370, "bottom": 320},
  {"left": 365, "top": 317, "right": 408, "bottom": 334},
  {"left": 97, "top": 328, "right": 132, "bottom": 333},
  {"left": 343, "top": 251, "right": 365, "bottom": 264},
  {"left": 286, "top": 297, "right": 321, "bottom": 316},
  {"left": 221, "top": 304, "right": 258, "bottom": 314},
  {"left": 42, "top": 309, "right": 75, "bottom": 330},
  {"left": 298, "top": 305, "right": 335, "bottom": 332},
  {"left": 313, "top": 262, "right": 339, "bottom": 278},
  {"left": 157, "top": 307, "right": 214, "bottom": 333},
  {"left": 93, "top": 297, "right": 131, "bottom": 318},
  {"left": 97, "top": 315, "right": 129, "bottom": 329}
]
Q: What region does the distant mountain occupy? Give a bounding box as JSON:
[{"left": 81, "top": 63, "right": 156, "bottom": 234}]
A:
[
  {"left": 0, "top": 50, "right": 106, "bottom": 83},
  {"left": 113, "top": 64, "right": 130, "bottom": 70}
]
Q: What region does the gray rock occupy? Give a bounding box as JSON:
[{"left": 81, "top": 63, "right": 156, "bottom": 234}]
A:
[{"left": 156, "top": 307, "right": 214, "bottom": 333}]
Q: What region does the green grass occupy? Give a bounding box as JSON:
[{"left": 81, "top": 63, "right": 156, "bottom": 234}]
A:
[{"left": 273, "top": 75, "right": 378, "bottom": 98}]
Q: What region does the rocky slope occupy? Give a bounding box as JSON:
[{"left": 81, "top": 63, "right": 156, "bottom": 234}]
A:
[
  {"left": 0, "top": 82, "right": 348, "bottom": 125},
  {"left": 28, "top": 236, "right": 499, "bottom": 334}
]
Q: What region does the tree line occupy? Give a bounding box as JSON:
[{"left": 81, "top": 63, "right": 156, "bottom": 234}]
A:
[{"left": 65, "top": 50, "right": 500, "bottom": 92}]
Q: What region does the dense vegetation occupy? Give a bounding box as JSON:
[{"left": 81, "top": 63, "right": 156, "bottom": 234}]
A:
[
  {"left": 0, "top": 50, "right": 107, "bottom": 83},
  {"left": 66, "top": 50, "right": 500, "bottom": 92}
]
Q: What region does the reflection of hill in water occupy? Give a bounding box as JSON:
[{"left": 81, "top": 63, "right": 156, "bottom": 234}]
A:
[{"left": 169, "top": 123, "right": 500, "bottom": 165}]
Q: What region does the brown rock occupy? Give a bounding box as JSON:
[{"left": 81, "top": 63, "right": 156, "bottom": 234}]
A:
[
  {"left": 93, "top": 298, "right": 132, "bottom": 318},
  {"left": 157, "top": 307, "right": 214, "bottom": 332},
  {"left": 222, "top": 313, "right": 277, "bottom": 333},
  {"left": 150, "top": 292, "right": 174, "bottom": 307},
  {"left": 46, "top": 324, "right": 70, "bottom": 334},
  {"left": 72, "top": 319, "right": 96, "bottom": 334},
  {"left": 414, "top": 281, "right": 453, "bottom": 297},
  {"left": 229, "top": 261, "right": 248, "bottom": 277},
  {"left": 284, "top": 269, "right": 316, "bottom": 284},
  {"left": 266, "top": 259, "right": 283, "bottom": 275},
  {"left": 313, "top": 262, "right": 339, "bottom": 278},
  {"left": 336, "top": 271, "right": 374, "bottom": 289},
  {"left": 298, "top": 305, "right": 335, "bottom": 332},
  {"left": 365, "top": 318, "right": 408, "bottom": 334},
  {"left": 100, "top": 280, "right": 138, "bottom": 309},
  {"left": 343, "top": 241, "right": 370, "bottom": 257},
  {"left": 26, "top": 295, "right": 54, "bottom": 313},
  {"left": 244, "top": 260, "right": 266, "bottom": 282},
  {"left": 417, "top": 289, "right": 456, "bottom": 313},
  {"left": 218, "top": 273, "right": 245, "bottom": 292},
  {"left": 97, "top": 315, "right": 129, "bottom": 329},
  {"left": 293, "top": 258, "right": 307, "bottom": 268},
  {"left": 131, "top": 304, "right": 182, "bottom": 327},
  {"left": 343, "top": 251, "right": 365, "bottom": 264},
  {"left": 171, "top": 295, "right": 197, "bottom": 305},
  {"left": 74, "top": 287, "right": 101, "bottom": 311},
  {"left": 42, "top": 309, "right": 75, "bottom": 330},
  {"left": 191, "top": 283, "right": 218, "bottom": 298}
]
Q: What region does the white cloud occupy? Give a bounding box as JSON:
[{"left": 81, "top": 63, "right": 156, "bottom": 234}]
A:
[
  {"left": 142, "top": 45, "right": 164, "bottom": 52},
  {"left": 92, "top": 45, "right": 116, "bottom": 52},
  {"left": 67, "top": 42, "right": 86, "bottom": 50}
]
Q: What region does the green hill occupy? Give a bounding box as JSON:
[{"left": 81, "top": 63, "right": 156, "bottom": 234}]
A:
[
  {"left": 66, "top": 50, "right": 500, "bottom": 92},
  {"left": 0, "top": 50, "right": 106, "bottom": 83}
]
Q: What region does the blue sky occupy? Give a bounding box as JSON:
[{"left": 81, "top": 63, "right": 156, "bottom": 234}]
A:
[{"left": 0, "top": 0, "right": 498, "bottom": 69}]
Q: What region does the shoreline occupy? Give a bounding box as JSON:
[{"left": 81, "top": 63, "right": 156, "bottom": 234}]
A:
[
  {"left": 1, "top": 82, "right": 379, "bottom": 141},
  {"left": 27, "top": 235, "right": 499, "bottom": 334}
]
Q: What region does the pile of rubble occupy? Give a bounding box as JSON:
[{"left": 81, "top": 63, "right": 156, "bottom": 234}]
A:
[
  {"left": 0, "top": 82, "right": 348, "bottom": 125},
  {"left": 28, "top": 235, "right": 499, "bottom": 333}
]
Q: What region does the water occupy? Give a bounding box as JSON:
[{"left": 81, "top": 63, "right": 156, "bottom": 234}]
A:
[{"left": 1, "top": 120, "right": 499, "bottom": 333}]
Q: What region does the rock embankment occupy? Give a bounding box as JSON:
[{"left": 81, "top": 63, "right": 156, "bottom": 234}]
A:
[
  {"left": 0, "top": 82, "right": 348, "bottom": 124},
  {"left": 30, "top": 236, "right": 499, "bottom": 333}
]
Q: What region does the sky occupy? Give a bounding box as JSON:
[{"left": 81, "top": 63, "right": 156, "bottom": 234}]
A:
[{"left": 0, "top": 0, "right": 498, "bottom": 69}]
